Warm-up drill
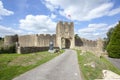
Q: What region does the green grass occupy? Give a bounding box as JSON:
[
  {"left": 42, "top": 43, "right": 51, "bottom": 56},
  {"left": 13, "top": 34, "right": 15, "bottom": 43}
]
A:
[
  {"left": 0, "top": 50, "right": 63, "bottom": 80},
  {"left": 77, "top": 50, "right": 120, "bottom": 80}
]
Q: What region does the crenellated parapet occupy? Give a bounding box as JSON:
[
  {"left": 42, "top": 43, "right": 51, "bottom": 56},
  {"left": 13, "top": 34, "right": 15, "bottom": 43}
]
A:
[
  {"left": 18, "top": 34, "right": 36, "bottom": 47},
  {"left": 75, "top": 37, "right": 97, "bottom": 47},
  {"left": 56, "top": 21, "right": 74, "bottom": 37},
  {"left": 17, "top": 34, "right": 57, "bottom": 48}
]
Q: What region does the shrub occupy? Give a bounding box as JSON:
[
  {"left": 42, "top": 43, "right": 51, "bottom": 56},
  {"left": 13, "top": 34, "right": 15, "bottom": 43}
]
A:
[
  {"left": 107, "top": 22, "right": 120, "bottom": 58},
  {"left": 0, "top": 44, "right": 16, "bottom": 54}
]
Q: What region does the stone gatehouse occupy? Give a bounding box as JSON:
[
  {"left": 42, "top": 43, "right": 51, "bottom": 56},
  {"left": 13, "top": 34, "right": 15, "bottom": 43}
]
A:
[{"left": 4, "top": 21, "right": 104, "bottom": 54}]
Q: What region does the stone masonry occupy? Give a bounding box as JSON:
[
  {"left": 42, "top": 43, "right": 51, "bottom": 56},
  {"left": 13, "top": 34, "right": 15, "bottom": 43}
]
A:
[
  {"left": 56, "top": 21, "right": 75, "bottom": 49},
  {"left": 4, "top": 21, "right": 104, "bottom": 54}
]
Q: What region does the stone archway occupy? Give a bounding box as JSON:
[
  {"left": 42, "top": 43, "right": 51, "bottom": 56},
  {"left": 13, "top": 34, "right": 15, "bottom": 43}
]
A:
[
  {"left": 65, "top": 39, "right": 71, "bottom": 49},
  {"left": 61, "top": 38, "right": 71, "bottom": 49}
]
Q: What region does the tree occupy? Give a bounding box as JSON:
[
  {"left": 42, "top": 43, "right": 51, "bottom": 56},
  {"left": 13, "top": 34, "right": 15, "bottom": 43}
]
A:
[
  {"left": 74, "top": 34, "right": 83, "bottom": 46},
  {"left": 0, "top": 37, "right": 2, "bottom": 40},
  {"left": 75, "top": 34, "right": 80, "bottom": 39},
  {"left": 107, "top": 22, "right": 120, "bottom": 58},
  {"left": 103, "top": 28, "right": 114, "bottom": 50}
]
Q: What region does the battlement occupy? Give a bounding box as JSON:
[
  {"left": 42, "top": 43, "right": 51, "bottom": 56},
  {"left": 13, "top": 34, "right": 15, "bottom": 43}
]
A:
[
  {"left": 75, "top": 37, "right": 97, "bottom": 47},
  {"left": 58, "top": 21, "right": 73, "bottom": 26},
  {"left": 56, "top": 21, "right": 75, "bottom": 49},
  {"left": 17, "top": 34, "right": 57, "bottom": 47},
  {"left": 36, "top": 34, "right": 56, "bottom": 37}
]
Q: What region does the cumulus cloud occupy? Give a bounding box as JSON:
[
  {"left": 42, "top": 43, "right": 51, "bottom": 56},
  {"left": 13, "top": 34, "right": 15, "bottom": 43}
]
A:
[
  {"left": 0, "top": 25, "right": 23, "bottom": 37},
  {"left": 50, "top": 13, "right": 56, "bottom": 19},
  {"left": 108, "top": 7, "right": 120, "bottom": 16},
  {"left": 0, "top": 1, "right": 14, "bottom": 19},
  {"left": 43, "top": 0, "right": 120, "bottom": 21},
  {"left": 19, "top": 15, "right": 56, "bottom": 34},
  {"left": 78, "top": 23, "right": 117, "bottom": 40}
]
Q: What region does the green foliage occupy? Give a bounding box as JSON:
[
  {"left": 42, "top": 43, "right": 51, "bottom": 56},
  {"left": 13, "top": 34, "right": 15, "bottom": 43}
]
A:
[
  {"left": 103, "top": 28, "right": 114, "bottom": 50},
  {"left": 0, "top": 44, "right": 16, "bottom": 54},
  {"left": 76, "top": 50, "right": 120, "bottom": 80},
  {"left": 107, "top": 22, "right": 120, "bottom": 58},
  {"left": 75, "top": 34, "right": 80, "bottom": 39},
  {"left": 0, "top": 37, "right": 3, "bottom": 40},
  {"left": 107, "top": 28, "right": 114, "bottom": 39}
]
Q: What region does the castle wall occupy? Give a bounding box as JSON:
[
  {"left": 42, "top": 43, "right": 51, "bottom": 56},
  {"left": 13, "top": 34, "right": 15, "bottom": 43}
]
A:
[
  {"left": 75, "top": 37, "right": 104, "bottom": 57},
  {"left": 16, "top": 34, "right": 57, "bottom": 53},
  {"left": 17, "top": 47, "right": 49, "bottom": 54},
  {"left": 18, "top": 35, "right": 36, "bottom": 47},
  {"left": 75, "top": 37, "right": 97, "bottom": 47},
  {"left": 4, "top": 21, "right": 104, "bottom": 55},
  {"left": 36, "top": 34, "right": 57, "bottom": 47},
  {"left": 18, "top": 34, "right": 57, "bottom": 47},
  {"left": 4, "top": 35, "right": 18, "bottom": 46}
]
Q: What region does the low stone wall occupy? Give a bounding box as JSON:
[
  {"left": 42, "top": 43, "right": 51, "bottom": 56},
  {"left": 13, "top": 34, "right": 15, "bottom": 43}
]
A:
[
  {"left": 75, "top": 46, "right": 104, "bottom": 57},
  {"left": 17, "top": 47, "right": 59, "bottom": 54}
]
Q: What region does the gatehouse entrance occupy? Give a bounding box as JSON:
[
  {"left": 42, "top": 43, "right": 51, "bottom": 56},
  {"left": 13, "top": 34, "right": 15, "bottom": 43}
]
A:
[
  {"left": 65, "top": 39, "right": 70, "bottom": 48},
  {"left": 61, "top": 38, "right": 71, "bottom": 49}
]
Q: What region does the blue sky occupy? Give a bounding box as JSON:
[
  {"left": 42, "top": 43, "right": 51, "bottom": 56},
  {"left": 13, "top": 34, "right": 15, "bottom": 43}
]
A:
[{"left": 0, "top": 0, "right": 120, "bottom": 40}]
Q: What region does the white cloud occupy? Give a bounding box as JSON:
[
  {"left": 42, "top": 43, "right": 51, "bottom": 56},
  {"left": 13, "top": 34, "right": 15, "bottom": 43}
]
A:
[
  {"left": 78, "top": 23, "right": 117, "bottom": 40},
  {"left": 108, "top": 7, "right": 120, "bottom": 16},
  {"left": 50, "top": 13, "right": 56, "bottom": 19},
  {"left": 45, "top": 2, "right": 55, "bottom": 11},
  {"left": 83, "top": 3, "right": 113, "bottom": 20},
  {"left": 44, "top": 0, "right": 120, "bottom": 21},
  {"left": 79, "top": 23, "right": 107, "bottom": 33},
  {"left": 0, "top": 1, "right": 14, "bottom": 19},
  {"left": 19, "top": 15, "right": 56, "bottom": 34},
  {"left": 0, "top": 25, "right": 23, "bottom": 37}
]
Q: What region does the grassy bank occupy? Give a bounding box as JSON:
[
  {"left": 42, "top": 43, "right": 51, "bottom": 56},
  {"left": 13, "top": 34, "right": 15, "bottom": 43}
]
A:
[
  {"left": 77, "top": 50, "right": 120, "bottom": 80},
  {"left": 0, "top": 50, "right": 63, "bottom": 80}
]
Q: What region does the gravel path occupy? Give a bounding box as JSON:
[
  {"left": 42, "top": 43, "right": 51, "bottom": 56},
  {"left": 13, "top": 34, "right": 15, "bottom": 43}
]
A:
[
  {"left": 107, "top": 57, "right": 120, "bottom": 70},
  {"left": 13, "top": 49, "right": 82, "bottom": 80}
]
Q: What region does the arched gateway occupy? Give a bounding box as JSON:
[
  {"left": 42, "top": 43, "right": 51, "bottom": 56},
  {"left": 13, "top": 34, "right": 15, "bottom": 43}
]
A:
[{"left": 56, "top": 21, "right": 75, "bottom": 49}]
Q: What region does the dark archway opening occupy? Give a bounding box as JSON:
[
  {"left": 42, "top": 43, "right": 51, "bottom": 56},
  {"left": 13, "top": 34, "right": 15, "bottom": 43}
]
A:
[{"left": 65, "top": 39, "right": 71, "bottom": 48}]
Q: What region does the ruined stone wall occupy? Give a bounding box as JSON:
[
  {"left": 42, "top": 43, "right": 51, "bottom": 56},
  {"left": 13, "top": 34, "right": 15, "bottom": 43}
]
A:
[
  {"left": 36, "top": 34, "right": 57, "bottom": 47},
  {"left": 16, "top": 34, "right": 58, "bottom": 53},
  {"left": 17, "top": 47, "right": 49, "bottom": 54},
  {"left": 75, "top": 37, "right": 104, "bottom": 57},
  {"left": 75, "top": 37, "right": 97, "bottom": 47},
  {"left": 18, "top": 34, "right": 57, "bottom": 47},
  {"left": 18, "top": 34, "right": 36, "bottom": 47},
  {"left": 81, "top": 38, "right": 97, "bottom": 47},
  {"left": 4, "top": 35, "right": 18, "bottom": 46}
]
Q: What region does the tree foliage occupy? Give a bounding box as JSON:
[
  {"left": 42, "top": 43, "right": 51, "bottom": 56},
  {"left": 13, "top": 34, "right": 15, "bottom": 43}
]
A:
[
  {"left": 75, "top": 34, "right": 80, "bottom": 39},
  {"left": 107, "top": 22, "right": 120, "bottom": 58},
  {"left": 103, "top": 28, "right": 114, "bottom": 50}
]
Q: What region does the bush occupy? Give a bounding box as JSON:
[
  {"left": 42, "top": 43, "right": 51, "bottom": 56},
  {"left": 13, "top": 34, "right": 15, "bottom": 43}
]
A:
[
  {"left": 0, "top": 44, "right": 16, "bottom": 54},
  {"left": 107, "top": 22, "right": 120, "bottom": 58}
]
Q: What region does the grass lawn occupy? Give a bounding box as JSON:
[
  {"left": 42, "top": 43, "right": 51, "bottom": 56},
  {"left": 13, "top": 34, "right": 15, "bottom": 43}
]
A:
[
  {"left": 77, "top": 50, "right": 120, "bottom": 80},
  {"left": 0, "top": 50, "right": 64, "bottom": 80}
]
